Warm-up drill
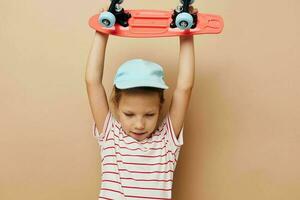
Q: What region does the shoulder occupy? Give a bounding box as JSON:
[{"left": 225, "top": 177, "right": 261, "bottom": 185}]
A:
[{"left": 153, "top": 113, "right": 184, "bottom": 148}]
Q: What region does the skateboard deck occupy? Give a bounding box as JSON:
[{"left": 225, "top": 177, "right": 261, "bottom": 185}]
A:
[{"left": 89, "top": 9, "right": 223, "bottom": 38}]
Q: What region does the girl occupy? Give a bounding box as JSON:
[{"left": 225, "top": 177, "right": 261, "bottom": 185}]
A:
[{"left": 85, "top": 31, "right": 194, "bottom": 199}]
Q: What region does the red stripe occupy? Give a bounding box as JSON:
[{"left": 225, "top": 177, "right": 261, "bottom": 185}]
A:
[
  {"left": 109, "top": 136, "right": 165, "bottom": 144},
  {"left": 123, "top": 185, "right": 171, "bottom": 191},
  {"left": 102, "top": 154, "right": 116, "bottom": 161},
  {"left": 101, "top": 180, "right": 172, "bottom": 191},
  {"left": 120, "top": 177, "right": 173, "bottom": 182},
  {"left": 101, "top": 188, "right": 123, "bottom": 195},
  {"left": 103, "top": 146, "right": 115, "bottom": 151},
  {"left": 124, "top": 195, "right": 171, "bottom": 199},
  {"left": 102, "top": 171, "right": 119, "bottom": 175},
  {"left": 102, "top": 179, "right": 121, "bottom": 184},
  {"left": 102, "top": 155, "right": 176, "bottom": 166},
  {"left": 102, "top": 163, "right": 117, "bottom": 166},
  {"left": 119, "top": 168, "right": 174, "bottom": 174},
  {"left": 174, "top": 148, "right": 179, "bottom": 162},
  {"left": 102, "top": 150, "right": 176, "bottom": 159},
  {"left": 105, "top": 169, "right": 174, "bottom": 175},
  {"left": 99, "top": 196, "right": 113, "bottom": 200},
  {"left": 103, "top": 143, "right": 167, "bottom": 151},
  {"left": 101, "top": 175, "right": 173, "bottom": 183},
  {"left": 116, "top": 159, "right": 175, "bottom": 166},
  {"left": 102, "top": 159, "right": 176, "bottom": 168},
  {"left": 114, "top": 150, "right": 174, "bottom": 158}
]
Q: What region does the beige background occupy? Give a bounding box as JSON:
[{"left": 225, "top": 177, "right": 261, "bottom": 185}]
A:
[{"left": 1, "top": 0, "right": 300, "bottom": 199}]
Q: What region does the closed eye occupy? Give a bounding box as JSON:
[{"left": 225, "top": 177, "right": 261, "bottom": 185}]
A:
[
  {"left": 123, "top": 112, "right": 156, "bottom": 117},
  {"left": 145, "top": 113, "right": 155, "bottom": 117},
  {"left": 124, "top": 113, "right": 134, "bottom": 117}
]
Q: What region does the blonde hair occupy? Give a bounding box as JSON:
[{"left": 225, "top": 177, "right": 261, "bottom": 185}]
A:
[{"left": 110, "top": 86, "right": 165, "bottom": 109}]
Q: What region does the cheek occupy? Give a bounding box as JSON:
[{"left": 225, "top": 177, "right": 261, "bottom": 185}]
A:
[
  {"left": 119, "top": 116, "right": 130, "bottom": 130},
  {"left": 147, "top": 117, "right": 159, "bottom": 128}
]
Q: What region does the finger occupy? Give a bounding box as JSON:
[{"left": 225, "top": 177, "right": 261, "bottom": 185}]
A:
[
  {"left": 188, "top": 6, "right": 198, "bottom": 14},
  {"left": 99, "top": 7, "right": 108, "bottom": 13}
]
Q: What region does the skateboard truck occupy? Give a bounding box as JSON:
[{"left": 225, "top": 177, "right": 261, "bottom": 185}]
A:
[
  {"left": 99, "top": 0, "right": 131, "bottom": 28},
  {"left": 170, "top": 0, "right": 198, "bottom": 30}
]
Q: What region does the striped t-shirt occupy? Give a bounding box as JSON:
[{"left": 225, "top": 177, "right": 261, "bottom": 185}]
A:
[{"left": 92, "top": 111, "right": 184, "bottom": 200}]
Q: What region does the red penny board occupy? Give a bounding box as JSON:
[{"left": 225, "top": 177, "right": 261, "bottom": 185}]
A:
[{"left": 89, "top": 9, "right": 224, "bottom": 38}]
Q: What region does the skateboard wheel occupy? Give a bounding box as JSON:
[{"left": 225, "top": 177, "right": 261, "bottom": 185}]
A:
[
  {"left": 180, "top": 0, "right": 195, "bottom": 5},
  {"left": 99, "top": 11, "right": 116, "bottom": 28},
  {"left": 175, "top": 12, "right": 193, "bottom": 30}
]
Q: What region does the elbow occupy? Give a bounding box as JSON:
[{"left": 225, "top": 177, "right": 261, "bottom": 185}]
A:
[
  {"left": 176, "top": 82, "right": 194, "bottom": 91},
  {"left": 85, "top": 78, "right": 100, "bottom": 85},
  {"left": 85, "top": 73, "right": 101, "bottom": 85},
  {"left": 175, "top": 85, "right": 193, "bottom": 92}
]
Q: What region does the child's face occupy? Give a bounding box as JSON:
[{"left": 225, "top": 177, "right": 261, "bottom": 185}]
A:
[{"left": 117, "top": 91, "right": 161, "bottom": 142}]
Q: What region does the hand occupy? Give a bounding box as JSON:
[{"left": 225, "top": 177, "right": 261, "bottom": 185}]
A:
[
  {"left": 179, "top": 34, "right": 194, "bottom": 41},
  {"left": 95, "top": 7, "right": 109, "bottom": 39},
  {"left": 188, "top": 6, "right": 198, "bottom": 14},
  {"left": 99, "top": 7, "right": 107, "bottom": 13}
]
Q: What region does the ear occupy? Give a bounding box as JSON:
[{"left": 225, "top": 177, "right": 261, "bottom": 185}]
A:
[{"left": 114, "top": 107, "right": 121, "bottom": 121}]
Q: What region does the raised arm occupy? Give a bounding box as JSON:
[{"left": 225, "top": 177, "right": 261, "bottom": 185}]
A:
[
  {"left": 169, "top": 35, "right": 195, "bottom": 138},
  {"left": 85, "top": 32, "right": 109, "bottom": 133}
]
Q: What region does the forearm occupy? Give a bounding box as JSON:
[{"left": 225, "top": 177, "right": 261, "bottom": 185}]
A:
[
  {"left": 176, "top": 36, "right": 195, "bottom": 90},
  {"left": 85, "top": 32, "right": 109, "bottom": 83}
]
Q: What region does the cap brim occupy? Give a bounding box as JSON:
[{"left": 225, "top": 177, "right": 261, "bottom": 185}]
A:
[{"left": 115, "top": 81, "right": 168, "bottom": 90}]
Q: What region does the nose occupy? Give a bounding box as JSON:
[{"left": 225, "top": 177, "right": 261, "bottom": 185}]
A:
[{"left": 135, "top": 119, "right": 145, "bottom": 130}]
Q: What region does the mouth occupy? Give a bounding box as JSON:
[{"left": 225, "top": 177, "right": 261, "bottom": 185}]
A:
[{"left": 131, "top": 131, "right": 147, "bottom": 136}]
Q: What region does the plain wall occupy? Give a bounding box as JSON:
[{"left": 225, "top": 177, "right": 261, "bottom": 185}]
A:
[{"left": 1, "top": 0, "right": 300, "bottom": 199}]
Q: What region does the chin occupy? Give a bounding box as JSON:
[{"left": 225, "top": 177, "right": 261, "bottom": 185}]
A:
[{"left": 130, "top": 132, "right": 152, "bottom": 141}]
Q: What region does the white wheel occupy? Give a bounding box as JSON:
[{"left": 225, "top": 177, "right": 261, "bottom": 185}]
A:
[
  {"left": 175, "top": 12, "right": 193, "bottom": 30},
  {"left": 98, "top": 11, "right": 116, "bottom": 28}
]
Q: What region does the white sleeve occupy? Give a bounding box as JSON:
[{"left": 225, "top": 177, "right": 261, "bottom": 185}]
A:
[
  {"left": 92, "top": 112, "right": 113, "bottom": 145},
  {"left": 164, "top": 113, "right": 184, "bottom": 151}
]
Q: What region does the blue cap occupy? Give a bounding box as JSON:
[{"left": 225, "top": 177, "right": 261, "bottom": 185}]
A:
[{"left": 114, "top": 59, "right": 169, "bottom": 89}]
